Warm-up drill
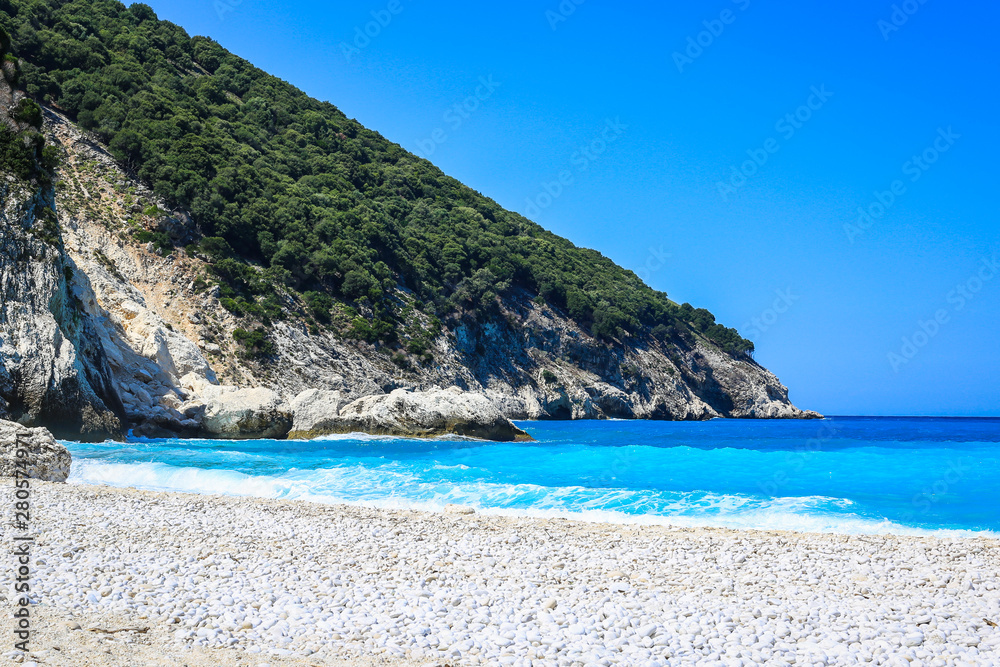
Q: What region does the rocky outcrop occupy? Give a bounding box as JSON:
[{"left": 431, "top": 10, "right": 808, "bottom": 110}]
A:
[
  {"left": 0, "top": 420, "right": 72, "bottom": 482},
  {"left": 287, "top": 389, "right": 348, "bottom": 439},
  {"left": 293, "top": 388, "right": 533, "bottom": 442},
  {"left": 198, "top": 388, "right": 292, "bottom": 440},
  {"left": 175, "top": 375, "right": 291, "bottom": 439}
]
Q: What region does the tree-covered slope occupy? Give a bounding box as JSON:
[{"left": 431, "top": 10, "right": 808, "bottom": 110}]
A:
[{"left": 0, "top": 0, "right": 753, "bottom": 358}]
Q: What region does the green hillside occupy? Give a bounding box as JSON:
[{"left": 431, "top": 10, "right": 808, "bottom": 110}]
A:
[{"left": 0, "top": 0, "right": 753, "bottom": 358}]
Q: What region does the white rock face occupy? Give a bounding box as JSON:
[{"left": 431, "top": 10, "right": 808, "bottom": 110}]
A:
[
  {"left": 194, "top": 387, "right": 292, "bottom": 440},
  {"left": 120, "top": 308, "right": 216, "bottom": 386},
  {"left": 287, "top": 389, "right": 347, "bottom": 439},
  {"left": 316, "top": 387, "right": 532, "bottom": 441},
  {"left": 0, "top": 179, "right": 124, "bottom": 441},
  {"left": 0, "top": 420, "right": 71, "bottom": 482}
]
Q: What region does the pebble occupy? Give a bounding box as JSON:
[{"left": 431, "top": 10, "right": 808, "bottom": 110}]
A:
[{"left": 23, "top": 482, "right": 1000, "bottom": 666}]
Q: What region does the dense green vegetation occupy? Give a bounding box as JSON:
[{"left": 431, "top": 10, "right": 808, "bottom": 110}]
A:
[
  {"left": 0, "top": 24, "right": 61, "bottom": 253},
  {"left": 0, "top": 26, "right": 55, "bottom": 185},
  {"left": 0, "top": 0, "right": 754, "bottom": 357}
]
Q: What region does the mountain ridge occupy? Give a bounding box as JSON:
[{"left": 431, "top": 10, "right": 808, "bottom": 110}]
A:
[
  {"left": 0, "top": 1, "right": 819, "bottom": 440},
  {"left": 0, "top": 0, "right": 755, "bottom": 356}
]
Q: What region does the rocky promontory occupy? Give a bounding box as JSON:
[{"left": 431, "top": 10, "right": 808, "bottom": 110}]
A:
[{"left": 288, "top": 387, "right": 533, "bottom": 442}]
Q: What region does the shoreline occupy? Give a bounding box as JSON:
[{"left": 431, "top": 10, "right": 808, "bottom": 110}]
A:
[
  {"left": 10, "top": 481, "right": 1000, "bottom": 665},
  {"left": 65, "top": 431, "right": 1000, "bottom": 540},
  {"left": 60, "top": 475, "right": 1000, "bottom": 542}
]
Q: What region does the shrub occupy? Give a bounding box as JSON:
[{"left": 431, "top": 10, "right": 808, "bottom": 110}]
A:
[
  {"left": 134, "top": 229, "right": 173, "bottom": 255},
  {"left": 232, "top": 327, "right": 274, "bottom": 359},
  {"left": 13, "top": 98, "right": 42, "bottom": 128},
  {"left": 347, "top": 317, "right": 395, "bottom": 344},
  {"left": 220, "top": 298, "right": 243, "bottom": 317},
  {"left": 652, "top": 323, "right": 675, "bottom": 340},
  {"left": 303, "top": 291, "right": 333, "bottom": 324},
  {"left": 199, "top": 236, "right": 234, "bottom": 260},
  {"left": 341, "top": 269, "right": 377, "bottom": 300}
]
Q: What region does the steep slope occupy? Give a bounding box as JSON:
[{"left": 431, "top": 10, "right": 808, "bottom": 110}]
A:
[
  {"left": 42, "top": 107, "right": 816, "bottom": 436},
  {"left": 0, "top": 0, "right": 753, "bottom": 357},
  {"left": 0, "top": 3, "right": 818, "bottom": 439}
]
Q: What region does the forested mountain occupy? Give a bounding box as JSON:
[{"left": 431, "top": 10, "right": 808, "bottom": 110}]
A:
[{"left": 0, "top": 0, "right": 753, "bottom": 359}]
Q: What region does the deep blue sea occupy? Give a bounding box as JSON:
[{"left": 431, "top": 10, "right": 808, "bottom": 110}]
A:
[{"left": 64, "top": 417, "right": 1000, "bottom": 537}]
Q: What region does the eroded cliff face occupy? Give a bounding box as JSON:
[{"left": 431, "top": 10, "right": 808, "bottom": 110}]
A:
[
  {"left": 1, "top": 102, "right": 817, "bottom": 441},
  {"left": 0, "top": 120, "right": 123, "bottom": 438}
]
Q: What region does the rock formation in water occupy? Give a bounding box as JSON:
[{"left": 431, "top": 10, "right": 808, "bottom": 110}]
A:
[{"left": 289, "top": 387, "right": 534, "bottom": 442}]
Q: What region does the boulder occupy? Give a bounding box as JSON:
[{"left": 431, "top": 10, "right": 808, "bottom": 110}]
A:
[
  {"left": 197, "top": 388, "right": 292, "bottom": 440},
  {"left": 308, "top": 387, "right": 533, "bottom": 442},
  {"left": 0, "top": 420, "right": 72, "bottom": 482},
  {"left": 287, "top": 389, "right": 349, "bottom": 440}
]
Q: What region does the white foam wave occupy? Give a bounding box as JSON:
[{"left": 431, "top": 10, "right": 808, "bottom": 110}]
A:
[
  {"left": 67, "top": 460, "right": 998, "bottom": 539},
  {"left": 305, "top": 431, "right": 484, "bottom": 443}
]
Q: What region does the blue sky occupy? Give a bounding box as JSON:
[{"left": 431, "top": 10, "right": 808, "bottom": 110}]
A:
[{"left": 133, "top": 0, "right": 999, "bottom": 417}]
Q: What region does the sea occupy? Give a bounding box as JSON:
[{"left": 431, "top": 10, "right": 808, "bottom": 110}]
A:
[{"left": 63, "top": 417, "right": 1000, "bottom": 537}]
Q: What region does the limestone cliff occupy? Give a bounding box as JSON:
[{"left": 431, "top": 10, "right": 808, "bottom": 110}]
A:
[
  {"left": 0, "top": 100, "right": 818, "bottom": 441},
  {"left": 0, "top": 81, "right": 123, "bottom": 440}
]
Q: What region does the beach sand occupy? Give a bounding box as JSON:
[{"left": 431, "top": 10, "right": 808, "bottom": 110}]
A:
[{"left": 5, "top": 482, "right": 999, "bottom": 666}]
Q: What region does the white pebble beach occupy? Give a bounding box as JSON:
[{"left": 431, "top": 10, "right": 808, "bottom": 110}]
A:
[{"left": 6, "top": 481, "right": 1000, "bottom": 666}]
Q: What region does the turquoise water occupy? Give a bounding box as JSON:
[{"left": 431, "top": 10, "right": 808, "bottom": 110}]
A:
[{"left": 65, "top": 417, "right": 1000, "bottom": 536}]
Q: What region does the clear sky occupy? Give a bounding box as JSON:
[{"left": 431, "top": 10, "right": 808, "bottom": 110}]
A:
[{"left": 131, "top": 0, "right": 999, "bottom": 417}]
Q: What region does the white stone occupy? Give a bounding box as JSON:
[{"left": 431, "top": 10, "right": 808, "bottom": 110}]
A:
[{"left": 0, "top": 421, "right": 71, "bottom": 482}]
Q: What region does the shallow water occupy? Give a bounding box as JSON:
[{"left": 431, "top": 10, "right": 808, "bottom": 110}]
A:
[{"left": 64, "top": 416, "right": 1000, "bottom": 537}]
